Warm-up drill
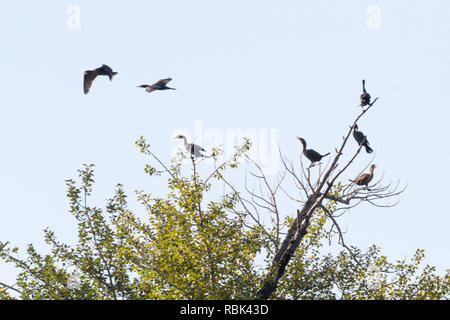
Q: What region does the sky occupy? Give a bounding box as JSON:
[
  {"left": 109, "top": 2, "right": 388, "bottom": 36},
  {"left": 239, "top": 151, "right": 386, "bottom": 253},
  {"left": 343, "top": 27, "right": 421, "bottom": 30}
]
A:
[{"left": 1, "top": 0, "right": 450, "bottom": 287}]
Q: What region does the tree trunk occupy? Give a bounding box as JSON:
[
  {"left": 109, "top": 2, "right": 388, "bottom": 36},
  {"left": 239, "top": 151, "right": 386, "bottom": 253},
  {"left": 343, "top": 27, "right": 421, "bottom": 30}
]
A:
[{"left": 257, "top": 195, "right": 317, "bottom": 300}]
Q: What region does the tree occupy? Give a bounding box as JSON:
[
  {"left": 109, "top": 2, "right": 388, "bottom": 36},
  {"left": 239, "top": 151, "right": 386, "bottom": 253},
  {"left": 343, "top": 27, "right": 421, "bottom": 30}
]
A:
[{"left": 1, "top": 96, "right": 449, "bottom": 300}]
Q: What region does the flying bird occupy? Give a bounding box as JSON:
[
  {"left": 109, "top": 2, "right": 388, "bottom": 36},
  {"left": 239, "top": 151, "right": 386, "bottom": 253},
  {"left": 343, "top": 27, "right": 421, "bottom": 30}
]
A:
[
  {"left": 83, "top": 64, "right": 118, "bottom": 94},
  {"left": 351, "top": 164, "right": 376, "bottom": 188},
  {"left": 360, "top": 79, "right": 371, "bottom": 107},
  {"left": 138, "top": 78, "right": 176, "bottom": 93},
  {"left": 353, "top": 124, "right": 373, "bottom": 154},
  {"left": 174, "top": 135, "right": 207, "bottom": 158},
  {"left": 297, "top": 137, "right": 330, "bottom": 165}
]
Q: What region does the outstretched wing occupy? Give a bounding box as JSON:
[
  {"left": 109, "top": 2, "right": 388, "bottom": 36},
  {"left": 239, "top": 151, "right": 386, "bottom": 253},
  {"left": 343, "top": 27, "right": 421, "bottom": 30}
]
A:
[
  {"left": 97, "top": 64, "right": 112, "bottom": 75},
  {"left": 84, "top": 70, "right": 98, "bottom": 94},
  {"left": 156, "top": 78, "right": 172, "bottom": 86},
  {"left": 97, "top": 65, "right": 117, "bottom": 80},
  {"left": 149, "top": 78, "right": 171, "bottom": 89}
]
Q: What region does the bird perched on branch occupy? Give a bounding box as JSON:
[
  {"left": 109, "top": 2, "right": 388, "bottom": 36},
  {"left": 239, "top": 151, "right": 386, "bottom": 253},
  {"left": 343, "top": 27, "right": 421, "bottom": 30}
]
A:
[
  {"left": 353, "top": 124, "right": 373, "bottom": 154},
  {"left": 297, "top": 137, "right": 330, "bottom": 165},
  {"left": 137, "top": 78, "right": 176, "bottom": 93},
  {"left": 360, "top": 79, "right": 371, "bottom": 107},
  {"left": 83, "top": 64, "right": 118, "bottom": 94},
  {"left": 174, "top": 135, "right": 207, "bottom": 158},
  {"left": 351, "top": 164, "right": 376, "bottom": 188}
]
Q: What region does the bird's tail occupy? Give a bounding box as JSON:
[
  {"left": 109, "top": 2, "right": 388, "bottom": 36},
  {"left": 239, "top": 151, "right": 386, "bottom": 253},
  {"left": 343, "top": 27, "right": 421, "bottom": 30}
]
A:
[
  {"left": 109, "top": 72, "right": 118, "bottom": 80},
  {"left": 108, "top": 71, "right": 118, "bottom": 81},
  {"left": 322, "top": 152, "right": 330, "bottom": 157},
  {"left": 365, "top": 145, "right": 374, "bottom": 154},
  {"left": 362, "top": 79, "right": 366, "bottom": 93}
]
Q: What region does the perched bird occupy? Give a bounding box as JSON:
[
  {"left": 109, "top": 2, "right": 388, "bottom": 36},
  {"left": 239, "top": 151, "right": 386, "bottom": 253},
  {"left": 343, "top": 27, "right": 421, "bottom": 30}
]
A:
[
  {"left": 83, "top": 64, "right": 118, "bottom": 94},
  {"left": 353, "top": 124, "right": 373, "bottom": 154},
  {"left": 297, "top": 137, "right": 330, "bottom": 165},
  {"left": 351, "top": 164, "right": 376, "bottom": 188},
  {"left": 174, "top": 135, "right": 207, "bottom": 158},
  {"left": 137, "top": 78, "right": 176, "bottom": 93},
  {"left": 360, "top": 79, "right": 371, "bottom": 107}
]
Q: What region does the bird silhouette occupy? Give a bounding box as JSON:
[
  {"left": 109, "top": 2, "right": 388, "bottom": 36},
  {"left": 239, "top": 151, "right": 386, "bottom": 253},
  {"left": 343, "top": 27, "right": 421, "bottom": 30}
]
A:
[
  {"left": 360, "top": 79, "right": 371, "bottom": 107},
  {"left": 353, "top": 124, "right": 373, "bottom": 154},
  {"left": 83, "top": 64, "right": 118, "bottom": 94},
  {"left": 297, "top": 137, "right": 330, "bottom": 165},
  {"left": 174, "top": 135, "right": 207, "bottom": 158},
  {"left": 138, "top": 78, "right": 176, "bottom": 93},
  {"left": 351, "top": 164, "right": 376, "bottom": 188}
]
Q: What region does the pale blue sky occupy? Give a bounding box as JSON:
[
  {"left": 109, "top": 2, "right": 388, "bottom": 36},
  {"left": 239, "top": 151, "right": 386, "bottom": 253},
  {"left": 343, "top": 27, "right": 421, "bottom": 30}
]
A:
[{"left": 1, "top": 1, "right": 450, "bottom": 285}]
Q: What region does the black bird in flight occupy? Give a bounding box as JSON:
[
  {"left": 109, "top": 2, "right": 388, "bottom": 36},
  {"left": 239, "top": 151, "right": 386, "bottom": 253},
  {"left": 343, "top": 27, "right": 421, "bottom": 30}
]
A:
[
  {"left": 297, "top": 137, "right": 330, "bottom": 165},
  {"left": 360, "top": 79, "right": 371, "bottom": 107},
  {"left": 137, "top": 78, "right": 176, "bottom": 93},
  {"left": 84, "top": 64, "right": 118, "bottom": 94},
  {"left": 353, "top": 124, "right": 373, "bottom": 154}
]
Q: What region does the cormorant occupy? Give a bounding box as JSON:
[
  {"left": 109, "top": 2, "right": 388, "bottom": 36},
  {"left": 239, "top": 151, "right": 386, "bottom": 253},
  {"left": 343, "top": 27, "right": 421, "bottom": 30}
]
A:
[
  {"left": 83, "top": 64, "right": 118, "bottom": 94},
  {"left": 174, "top": 135, "right": 206, "bottom": 158},
  {"left": 360, "top": 79, "right": 371, "bottom": 107},
  {"left": 297, "top": 137, "right": 330, "bottom": 165},
  {"left": 352, "top": 164, "right": 376, "bottom": 187},
  {"left": 353, "top": 124, "right": 373, "bottom": 154},
  {"left": 138, "top": 78, "right": 176, "bottom": 93}
]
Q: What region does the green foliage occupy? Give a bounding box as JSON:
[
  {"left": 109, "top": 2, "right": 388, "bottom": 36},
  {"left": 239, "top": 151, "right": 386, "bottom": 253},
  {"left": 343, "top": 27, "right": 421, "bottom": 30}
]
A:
[
  {"left": 275, "top": 212, "right": 450, "bottom": 300},
  {"left": 1, "top": 138, "right": 449, "bottom": 300}
]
